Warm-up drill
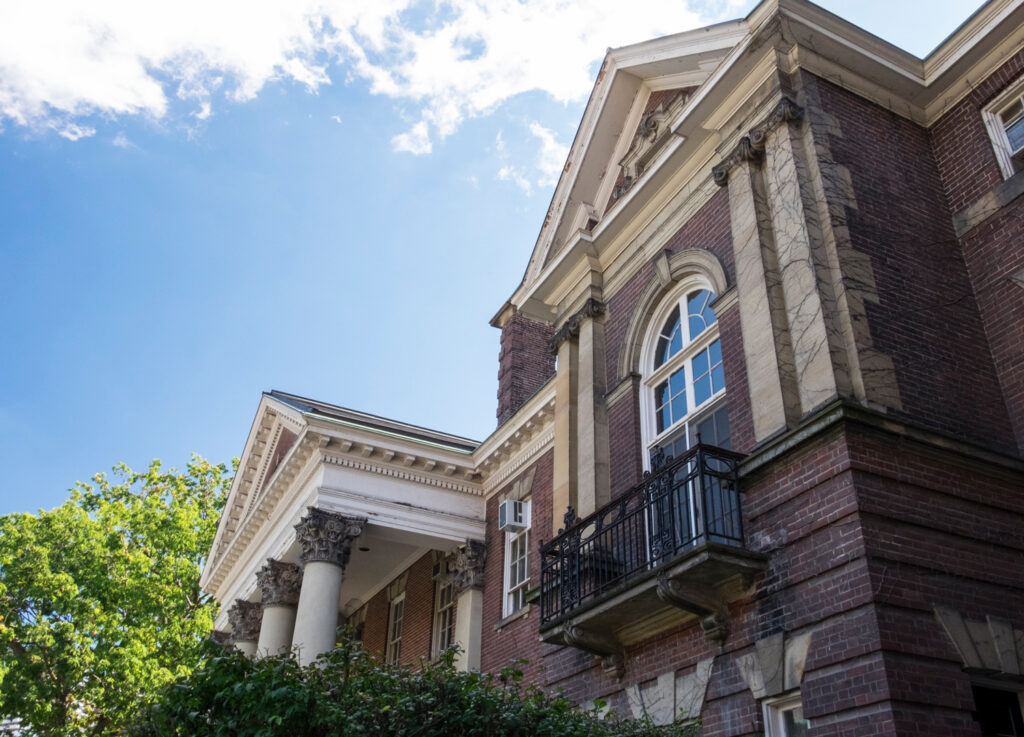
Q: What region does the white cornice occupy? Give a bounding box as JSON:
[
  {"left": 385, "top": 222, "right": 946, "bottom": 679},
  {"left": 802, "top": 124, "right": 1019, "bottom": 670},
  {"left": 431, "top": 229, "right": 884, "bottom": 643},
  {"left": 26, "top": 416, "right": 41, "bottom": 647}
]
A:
[{"left": 320, "top": 451, "right": 481, "bottom": 496}]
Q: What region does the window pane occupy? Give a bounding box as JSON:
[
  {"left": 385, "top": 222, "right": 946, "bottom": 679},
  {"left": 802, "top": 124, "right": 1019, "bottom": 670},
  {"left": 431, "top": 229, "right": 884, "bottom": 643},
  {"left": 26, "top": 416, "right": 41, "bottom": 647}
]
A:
[
  {"left": 694, "top": 374, "right": 711, "bottom": 405},
  {"left": 687, "top": 290, "right": 718, "bottom": 339},
  {"left": 709, "top": 339, "right": 722, "bottom": 365},
  {"left": 656, "top": 380, "right": 670, "bottom": 407},
  {"left": 1000, "top": 98, "right": 1023, "bottom": 126},
  {"left": 693, "top": 349, "right": 709, "bottom": 379},
  {"left": 1008, "top": 116, "right": 1024, "bottom": 153},
  {"left": 655, "top": 306, "right": 681, "bottom": 367},
  {"left": 669, "top": 367, "right": 686, "bottom": 396},
  {"left": 712, "top": 363, "right": 725, "bottom": 393},
  {"left": 671, "top": 393, "right": 687, "bottom": 421}
]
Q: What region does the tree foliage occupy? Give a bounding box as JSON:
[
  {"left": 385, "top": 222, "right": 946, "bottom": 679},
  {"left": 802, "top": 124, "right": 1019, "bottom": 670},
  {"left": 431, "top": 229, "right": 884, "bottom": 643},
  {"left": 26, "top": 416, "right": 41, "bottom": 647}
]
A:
[
  {"left": 0, "top": 458, "right": 230, "bottom": 737},
  {"left": 131, "top": 639, "right": 700, "bottom": 737}
]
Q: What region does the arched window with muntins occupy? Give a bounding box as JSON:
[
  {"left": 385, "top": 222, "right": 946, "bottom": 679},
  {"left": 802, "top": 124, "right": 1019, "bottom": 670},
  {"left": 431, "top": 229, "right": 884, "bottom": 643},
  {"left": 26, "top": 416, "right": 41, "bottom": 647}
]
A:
[{"left": 643, "top": 285, "right": 729, "bottom": 466}]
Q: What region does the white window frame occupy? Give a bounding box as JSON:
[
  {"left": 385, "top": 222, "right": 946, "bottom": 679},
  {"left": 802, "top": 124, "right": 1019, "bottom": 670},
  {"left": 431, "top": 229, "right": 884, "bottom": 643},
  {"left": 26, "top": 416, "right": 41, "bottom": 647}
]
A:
[
  {"left": 640, "top": 279, "right": 726, "bottom": 470},
  {"left": 502, "top": 499, "right": 531, "bottom": 618},
  {"left": 763, "top": 693, "right": 809, "bottom": 737},
  {"left": 431, "top": 577, "right": 455, "bottom": 658},
  {"left": 385, "top": 591, "right": 405, "bottom": 665},
  {"left": 982, "top": 76, "right": 1024, "bottom": 179}
]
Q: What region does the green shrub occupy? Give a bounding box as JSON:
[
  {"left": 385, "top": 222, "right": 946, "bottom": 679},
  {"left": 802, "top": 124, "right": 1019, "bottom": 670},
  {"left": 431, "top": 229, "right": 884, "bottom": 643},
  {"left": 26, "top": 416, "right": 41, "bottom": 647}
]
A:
[{"left": 130, "top": 638, "right": 699, "bottom": 737}]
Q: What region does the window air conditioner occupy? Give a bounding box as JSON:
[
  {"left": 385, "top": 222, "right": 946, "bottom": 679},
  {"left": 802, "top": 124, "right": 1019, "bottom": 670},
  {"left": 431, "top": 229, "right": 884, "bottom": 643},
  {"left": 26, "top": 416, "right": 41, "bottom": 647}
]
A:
[{"left": 498, "top": 499, "right": 528, "bottom": 532}]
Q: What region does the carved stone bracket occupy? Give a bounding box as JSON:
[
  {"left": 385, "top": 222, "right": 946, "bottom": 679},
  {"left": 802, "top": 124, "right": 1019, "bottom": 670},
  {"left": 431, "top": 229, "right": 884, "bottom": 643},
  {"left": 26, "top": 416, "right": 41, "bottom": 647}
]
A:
[
  {"left": 450, "top": 539, "right": 487, "bottom": 595},
  {"left": 227, "top": 599, "right": 263, "bottom": 643},
  {"left": 562, "top": 623, "right": 625, "bottom": 678},
  {"left": 656, "top": 575, "right": 730, "bottom": 643},
  {"left": 256, "top": 559, "right": 304, "bottom": 608},
  {"left": 294, "top": 508, "right": 367, "bottom": 568},
  {"left": 713, "top": 96, "right": 804, "bottom": 187},
  {"left": 547, "top": 298, "right": 606, "bottom": 354}
]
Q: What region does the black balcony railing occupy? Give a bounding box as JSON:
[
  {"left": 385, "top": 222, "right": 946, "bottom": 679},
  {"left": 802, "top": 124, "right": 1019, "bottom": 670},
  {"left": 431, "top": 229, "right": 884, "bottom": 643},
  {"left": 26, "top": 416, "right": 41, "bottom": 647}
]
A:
[{"left": 539, "top": 443, "right": 745, "bottom": 626}]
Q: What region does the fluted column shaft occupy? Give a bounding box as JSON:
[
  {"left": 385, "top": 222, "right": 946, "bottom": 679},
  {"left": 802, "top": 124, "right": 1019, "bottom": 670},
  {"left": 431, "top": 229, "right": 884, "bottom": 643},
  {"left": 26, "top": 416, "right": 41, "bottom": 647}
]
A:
[{"left": 290, "top": 508, "right": 366, "bottom": 666}]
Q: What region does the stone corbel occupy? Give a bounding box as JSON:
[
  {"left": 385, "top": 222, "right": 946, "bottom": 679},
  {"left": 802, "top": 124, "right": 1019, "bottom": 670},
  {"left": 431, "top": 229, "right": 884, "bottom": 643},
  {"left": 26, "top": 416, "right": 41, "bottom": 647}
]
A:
[
  {"left": 712, "top": 96, "right": 804, "bottom": 187},
  {"left": 656, "top": 575, "right": 730, "bottom": 643},
  {"left": 450, "top": 539, "right": 487, "bottom": 595},
  {"left": 547, "top": 298, "right": 606, "bottom": 354},
  {"left": 562, "top": 623, "right": 625, "bottom": 678}
]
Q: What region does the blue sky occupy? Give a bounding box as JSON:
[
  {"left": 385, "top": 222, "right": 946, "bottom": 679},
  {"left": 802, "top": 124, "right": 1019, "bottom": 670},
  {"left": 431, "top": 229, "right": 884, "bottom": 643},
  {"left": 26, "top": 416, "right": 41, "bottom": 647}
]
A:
[{"left": 0, "top": 0, "right": 983, "bottom": 516}]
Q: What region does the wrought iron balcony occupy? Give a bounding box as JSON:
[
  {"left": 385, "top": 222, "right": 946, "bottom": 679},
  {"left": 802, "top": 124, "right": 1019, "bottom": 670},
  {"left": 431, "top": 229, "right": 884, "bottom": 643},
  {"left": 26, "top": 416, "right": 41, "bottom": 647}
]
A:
[{"left": 538, "top": 443, "right": 765, "bottom": 674}]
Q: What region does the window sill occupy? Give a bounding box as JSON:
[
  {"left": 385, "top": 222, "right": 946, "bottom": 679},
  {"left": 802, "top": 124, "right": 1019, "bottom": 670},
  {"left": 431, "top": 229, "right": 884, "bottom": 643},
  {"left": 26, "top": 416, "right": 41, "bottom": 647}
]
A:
[{"left": 494, "top": 604, "right": 532, "bottom": 631}]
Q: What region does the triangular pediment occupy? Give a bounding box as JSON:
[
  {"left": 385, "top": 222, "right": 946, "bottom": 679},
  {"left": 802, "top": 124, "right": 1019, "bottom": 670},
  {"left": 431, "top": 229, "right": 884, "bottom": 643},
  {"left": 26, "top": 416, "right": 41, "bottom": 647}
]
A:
[{"left": 516, "top": 21, "right": 748, "bottom": 303}]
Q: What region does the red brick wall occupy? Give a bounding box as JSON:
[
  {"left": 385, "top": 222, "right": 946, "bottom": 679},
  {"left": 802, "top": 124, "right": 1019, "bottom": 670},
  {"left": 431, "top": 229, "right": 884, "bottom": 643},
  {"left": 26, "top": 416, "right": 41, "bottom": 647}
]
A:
[
  {"left": 496, "top": 312, "right": 556, "bottom": 426},
  {"left": 809, "top": 74, "right": 1016, "bottom": 454},
  {"left": 480, "top": 450, "right": 553, "bottom": 685},
  {"left": 930, "top": 47, "right": 1024, "bottom": 213},
  {"left": 929, "top": 49, "right": 1024, "bottom": 455},
  {"left": 359, "top": 552, "right": 437, "bottom": 666},
  {"left": 602, "top": 188, "right": 747, "bottom": 498}
]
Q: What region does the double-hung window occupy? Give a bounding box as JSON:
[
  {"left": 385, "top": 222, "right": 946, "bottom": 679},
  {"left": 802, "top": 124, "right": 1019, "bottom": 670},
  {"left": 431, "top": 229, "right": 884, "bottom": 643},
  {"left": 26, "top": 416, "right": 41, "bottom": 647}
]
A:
[
  {"left": 983, "top": 80, "right": 1024, "bottom": 179},
  {"left": 503, "top": 499, "right": 531, "bottom": 617},
  {"left": 432, "top": 578, "right": 455, "bottom": 658},
  {"left": 764, "top": 694, "right": 810, "bottom": 737},
  {"left": 386, "top": 591, "right": 405, "bottom": 665}
]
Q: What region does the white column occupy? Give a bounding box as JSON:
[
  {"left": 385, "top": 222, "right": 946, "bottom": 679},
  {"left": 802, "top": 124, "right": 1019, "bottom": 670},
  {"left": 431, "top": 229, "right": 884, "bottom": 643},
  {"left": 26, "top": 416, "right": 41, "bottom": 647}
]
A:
[
  {"left": 227, "top": 599, "right": 261, "bottom": 658},
  {"left": 453, "top": 588, "right": 483, "bottom": 671},
  {"left": 255, "top": 560, "right": 303, "bottom": 657},
  {"left": 290, "top": 508, "right": 366, "bottom": 667},
  {"left": 449, "top": 540, "right": 486, "bottom": 672}
]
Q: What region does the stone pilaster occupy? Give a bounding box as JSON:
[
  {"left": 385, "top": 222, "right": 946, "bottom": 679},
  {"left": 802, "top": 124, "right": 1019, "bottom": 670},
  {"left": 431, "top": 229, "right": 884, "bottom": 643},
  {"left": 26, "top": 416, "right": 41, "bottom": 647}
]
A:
[
  {"left": 291, "top": 508, "right": 366, "bottom": 666},
  {"left": 255, "top": 559, "right": 303, "bottom": 657},
  {"left": 227, "top": 599, "right": 262, "bottom": 657},
  {"left": 450, "top": 540, "right": 486, "bottom": 672}
]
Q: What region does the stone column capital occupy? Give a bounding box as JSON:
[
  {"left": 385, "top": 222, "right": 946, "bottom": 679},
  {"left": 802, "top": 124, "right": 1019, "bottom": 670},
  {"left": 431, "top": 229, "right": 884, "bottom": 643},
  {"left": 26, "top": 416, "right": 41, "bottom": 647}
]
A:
[
  {"left": 547, "top": 298, "right": 606, "bottom": 354},
  {"left": 450, "top": 539, "right": 487, "bottom": 596},
  {"left": 227, "top": 599, "right": 262, "bottom": 644},
  {"left": 256, "top": 559, "right": 304, "bottom": 608},
  {"left": 294, "top": 508, "right": 367, "bottom": 568}
]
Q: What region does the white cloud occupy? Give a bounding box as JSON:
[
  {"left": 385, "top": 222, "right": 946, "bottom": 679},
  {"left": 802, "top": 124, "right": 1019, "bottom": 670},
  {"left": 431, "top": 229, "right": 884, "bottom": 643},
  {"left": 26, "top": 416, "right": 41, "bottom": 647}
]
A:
[
  {"left": 498, "top": 165, "right": 532, "bottom": 195},
  {"left": 331, "top": 114, "right": 342, "bottom": 124},
  {"left": 112, "top": 131, "right": 134, "bottom": 148},
  {"left": 0, "top": 0, "right": 721, "bottom": 156},
  {"left": 391, "top": 120, "right": 432, "bottom": 154},
  {"left": 529, "top": 122, "right": 568, "bottom": 187}
]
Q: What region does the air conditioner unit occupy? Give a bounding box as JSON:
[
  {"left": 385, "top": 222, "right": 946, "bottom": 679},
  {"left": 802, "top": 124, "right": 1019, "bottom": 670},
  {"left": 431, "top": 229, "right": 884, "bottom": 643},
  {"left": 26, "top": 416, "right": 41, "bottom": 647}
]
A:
[{"left": 498, "top": 499, "right": 528, "bottom": 532}]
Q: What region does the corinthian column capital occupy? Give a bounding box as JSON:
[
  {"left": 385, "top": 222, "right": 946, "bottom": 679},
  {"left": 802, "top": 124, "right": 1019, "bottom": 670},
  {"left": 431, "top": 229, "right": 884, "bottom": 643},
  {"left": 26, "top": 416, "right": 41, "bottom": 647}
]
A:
[
  {"left": 450, "top": 539, "right": 487, "bottom": 596},
  {"left": 227, "top": 599, "right": 262, "bottom": 643},
  {"left": 294, "top": 508, "right": 367, "bottom": 568},
  {"left": 256, "top": 559, "right": 303, "bottom": 608}
]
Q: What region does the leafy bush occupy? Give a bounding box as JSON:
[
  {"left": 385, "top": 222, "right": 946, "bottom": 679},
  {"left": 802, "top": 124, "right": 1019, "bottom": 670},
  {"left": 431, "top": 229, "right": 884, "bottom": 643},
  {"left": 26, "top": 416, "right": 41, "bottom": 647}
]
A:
[{"left": 130, "top": 638, "right": 699, "bottom": 737}]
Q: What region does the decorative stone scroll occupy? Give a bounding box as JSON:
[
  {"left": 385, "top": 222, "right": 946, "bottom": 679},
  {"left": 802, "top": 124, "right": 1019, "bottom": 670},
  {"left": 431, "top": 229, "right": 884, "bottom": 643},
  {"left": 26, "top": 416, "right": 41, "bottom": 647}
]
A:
[
  {"left": 450, "top": 539, "right": 487, "bottom": 595},
  {"left": 547, "top": 298, "right": 606, "bottom": 354},
  {"left": 712, "top": 96, "right": 804, "bottom": 186},
  {"left": 294, "top": 508, "right": 367, "bottom": 568},
  {"left": 227, "top": 599, "right": 263, "bottom": 643},
  {"left": 256, "top": 559, "right": 303, "bottom": 608}
]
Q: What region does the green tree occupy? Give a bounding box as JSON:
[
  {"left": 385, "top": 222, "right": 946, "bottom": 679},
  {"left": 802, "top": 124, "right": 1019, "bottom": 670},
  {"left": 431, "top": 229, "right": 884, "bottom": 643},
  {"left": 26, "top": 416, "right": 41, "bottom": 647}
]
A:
[
  {"left": 0, "top": 457, "right": 230, "bottom": 737},
  {"left": 131, "top": 638, "right": 700, "bottom": 737}
]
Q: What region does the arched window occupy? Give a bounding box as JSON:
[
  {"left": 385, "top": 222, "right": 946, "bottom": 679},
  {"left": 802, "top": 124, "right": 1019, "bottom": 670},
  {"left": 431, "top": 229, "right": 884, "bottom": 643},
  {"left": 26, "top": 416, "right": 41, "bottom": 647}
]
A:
[{"left": 643, "top": 284, "right": 730, "bottom": 465}]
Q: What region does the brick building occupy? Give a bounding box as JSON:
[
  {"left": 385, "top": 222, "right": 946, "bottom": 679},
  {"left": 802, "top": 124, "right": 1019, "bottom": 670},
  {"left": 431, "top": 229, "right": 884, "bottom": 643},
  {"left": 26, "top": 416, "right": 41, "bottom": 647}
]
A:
[{"left": 200, "top": 1, "right": 1024, "bottom": 735}]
